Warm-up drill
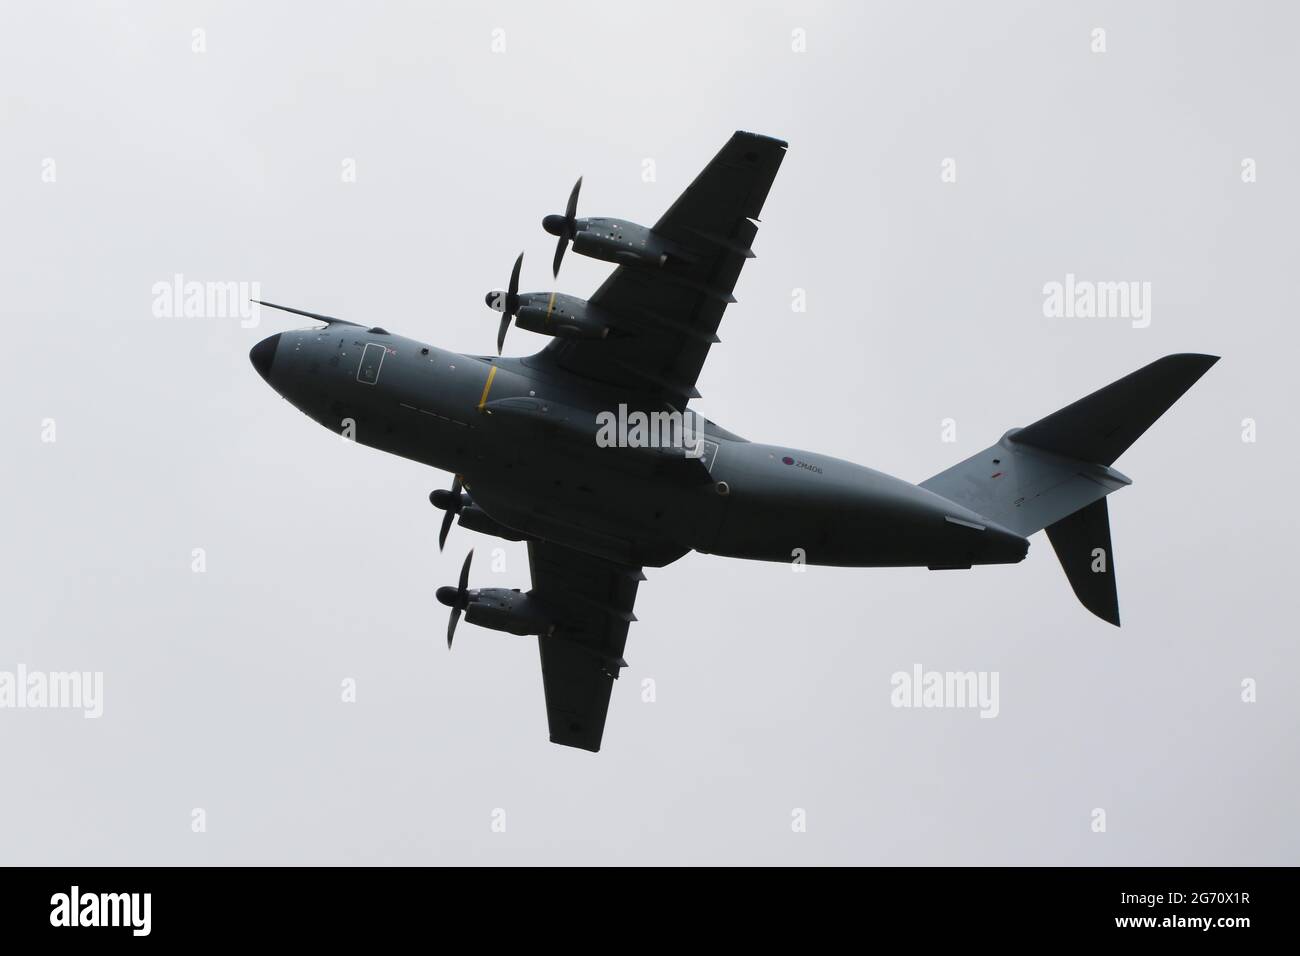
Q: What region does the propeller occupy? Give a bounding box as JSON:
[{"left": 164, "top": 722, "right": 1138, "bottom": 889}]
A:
[
  {"left": 542, "top": 176, "right": 582, "bottom": 277},
  {"left": 429, "top": 476, "right": 465, "bottom": 551},
  {"left": 435, "top": 550, "right": 474, "bottom": 649},
  {"left": 483, "top": 252, "right": 524, "bottom": 355}
]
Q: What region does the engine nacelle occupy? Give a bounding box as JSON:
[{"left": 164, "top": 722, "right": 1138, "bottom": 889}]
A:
[
  {"left": 458, "top": 502, "right": 527, "bottom": 542},
  {"left": 514, "top": 292, "right": 611, "bottom": 340},
  {"left": 464, "top": 589, "right": 553, "bottom": 636},
  {"left": 567, "top": 218, "right": 695, "bottom": 271}
]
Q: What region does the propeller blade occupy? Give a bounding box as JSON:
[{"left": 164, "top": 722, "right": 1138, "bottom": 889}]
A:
[
  {"left": 458, "top": 549, "right": 473, "bottom": 593},
  {"left": 551, "top": 178, "right": 582, "bottom": 278},
  {"left": 496, "top": 314, "right": 511, "bottom": 355},
  {"left": 438, "top": 506, "right": 456, "bottom": 551},
  {"left": 447, "top": 607, "right": 461, "bottom": 649},
  {"left": 444, "top": 549, "right": 473, "bottom": 649},
  {"left": 432, "top": 476, "right": 463, "bottom": 551},
  {"left": 552, "top": 235, "right": 567, "bottom": 278},
  {"left": 565, "top": 176, "right": 582, "bottom": 224},
  {"left": 495, "top": 252, "right": 524, "bottom": 354},
  {"left": 507, "top": 251, "right": 523, "bottom": 304}
]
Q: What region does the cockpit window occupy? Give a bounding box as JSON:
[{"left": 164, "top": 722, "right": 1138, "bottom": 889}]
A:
[{"left": 357, "top": 343, "right": 387, "bottom": 385}]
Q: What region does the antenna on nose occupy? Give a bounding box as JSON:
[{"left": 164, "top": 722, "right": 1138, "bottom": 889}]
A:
[{"left": 251, "top": 300, "right": 363, "bottom": 329}]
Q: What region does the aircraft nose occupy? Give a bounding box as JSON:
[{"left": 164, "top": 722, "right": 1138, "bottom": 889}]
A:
[{"left": 249, "top": 333, "right": 281, "bottom": 383}]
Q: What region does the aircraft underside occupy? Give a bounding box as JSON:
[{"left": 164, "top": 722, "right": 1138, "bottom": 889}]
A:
[{"left": 250, "top": 131, "right": 1216, "bottom": 751}]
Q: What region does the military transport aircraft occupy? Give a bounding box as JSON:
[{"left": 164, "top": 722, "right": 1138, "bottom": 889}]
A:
[{"left": 249, "top": 131, "right": 1217, "bottom": 752}]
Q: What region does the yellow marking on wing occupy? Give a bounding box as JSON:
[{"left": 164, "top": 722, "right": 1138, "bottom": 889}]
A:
[
  {"left": 476, "top": 365, "right": 498, "bottom": 412},
  {"left": 545, "top": 292, "right": 557, "bottom": 326}
]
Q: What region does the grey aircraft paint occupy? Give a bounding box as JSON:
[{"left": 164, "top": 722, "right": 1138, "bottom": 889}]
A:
[
  {"left": 251, "top": 324, "right": 1034, "bottom": 570},
  {"left": 250, "top": 132, "right": 1217, "bottom": 751}
]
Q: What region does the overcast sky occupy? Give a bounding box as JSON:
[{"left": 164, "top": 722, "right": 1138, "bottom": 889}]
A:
[{"left": 2, "top": 0, "right": 1297, "bottom": 864}]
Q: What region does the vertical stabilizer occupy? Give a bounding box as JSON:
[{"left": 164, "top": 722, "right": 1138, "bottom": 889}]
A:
[
  {"left": 1044, "top": 497, "right": 1119, "bottom": 626},
  {"left": 921, "top": 354, "right": 1218, "bottom": 624}
]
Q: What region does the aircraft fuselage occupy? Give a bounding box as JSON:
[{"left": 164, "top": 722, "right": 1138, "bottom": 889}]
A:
[{"left": 251, "top": 325, "right": 1029, "bottom": 570}]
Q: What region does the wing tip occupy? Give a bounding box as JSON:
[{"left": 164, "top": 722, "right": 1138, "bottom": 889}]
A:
[
  {"left": 735, "top": 130, "right": 789, "bottom": 150},
  {"left": 549, "top": 732, "right": 602, "bottom": 753}
]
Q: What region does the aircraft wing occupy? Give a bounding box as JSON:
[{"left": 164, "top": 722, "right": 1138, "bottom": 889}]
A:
[
  {"left": 528, "top": 540, "right": 645, "bottom": 752},
  {"left": 542, "top": 130, "right": 787, "bottom": 409}
]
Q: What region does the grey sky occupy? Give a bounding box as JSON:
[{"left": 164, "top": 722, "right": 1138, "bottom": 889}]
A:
[{"left": 2, "top": 0, "right": 1296, "bottom": 864}]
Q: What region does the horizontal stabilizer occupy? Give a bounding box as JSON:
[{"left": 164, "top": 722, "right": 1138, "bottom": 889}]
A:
[
  {"left": 1013, "top": 353, "right": 1218, "bottom": 465},
  {"left": 921, "top": 353, "right": 1217, "bottom": 538},
  {"left": 920, "top": 433, "right": 1131, "bottom": 539}
]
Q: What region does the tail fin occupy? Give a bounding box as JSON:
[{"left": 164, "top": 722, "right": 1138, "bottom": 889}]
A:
[
  {"left": 920, "top": 354, "right": 1218, "bottom": 625},
  {"left": 1044, "top": 497, "right": 1119, "bottom": 625}
]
